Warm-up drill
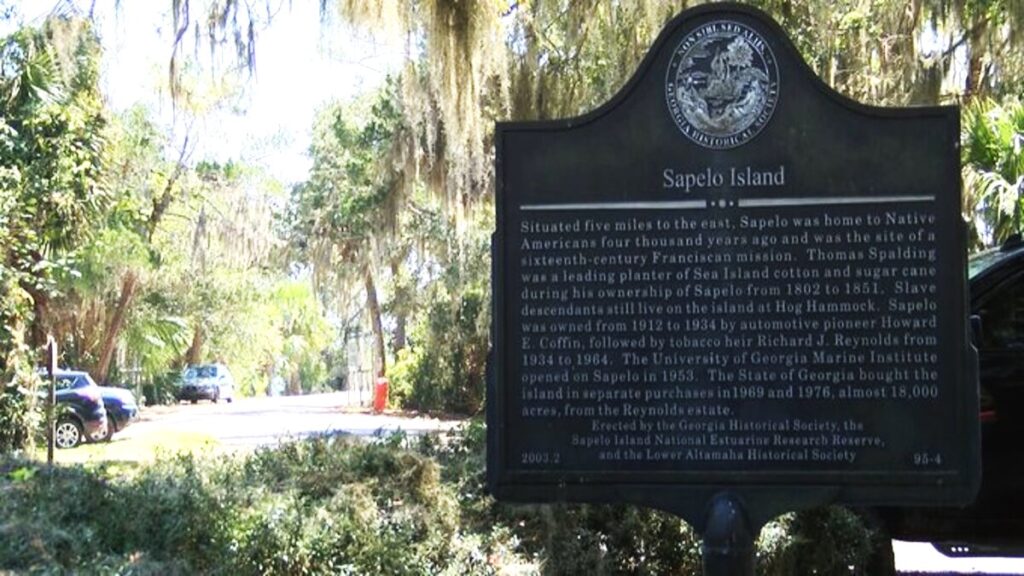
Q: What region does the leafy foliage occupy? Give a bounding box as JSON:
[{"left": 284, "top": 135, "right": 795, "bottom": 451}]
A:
[
  {"left": 962, "top": 98, "right": 1024, "bottom": 247},
  {"left": 757, "top": 508, "right": 877, "bottom": 575},
  {"left": 0, "top": 427, "right": 882, "bottom": 575},
  {"left": 0, "top": 433, "right": 519, "bottom": 574},
  {"left": 0, "top": 16, "right": 107, "bottom": 449},
  {"left": 0, "top": 11, "right": 338, "bottom": 430},
  {"left": 389, "top": 214, "right": 491, "bottom": 414}
]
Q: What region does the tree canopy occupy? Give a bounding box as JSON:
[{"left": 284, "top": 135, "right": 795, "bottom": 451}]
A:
[{"left": 2, "top": 0, "right": 1024, "bottom": 449}]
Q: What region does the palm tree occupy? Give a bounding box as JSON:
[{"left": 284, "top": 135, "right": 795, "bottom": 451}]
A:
[{"left": 962, "top": 99, "right": 1024, "bottom": 249}]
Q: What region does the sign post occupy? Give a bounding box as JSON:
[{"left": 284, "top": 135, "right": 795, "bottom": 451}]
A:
[
  {"left": 488, "top": 4, "right": 979, "bottom": 572},
  {"left": 45, "top": 335, "right": 57, "bottom": 466}
]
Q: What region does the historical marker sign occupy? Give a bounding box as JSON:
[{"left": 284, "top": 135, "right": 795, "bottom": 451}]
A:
[{"left": 488, "top": 3, "right": 979, "bottom": 531}]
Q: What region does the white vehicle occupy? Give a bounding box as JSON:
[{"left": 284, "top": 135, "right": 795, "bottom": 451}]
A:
[{"left": 179, "top": 363, "right": 236, "bottom": 404}]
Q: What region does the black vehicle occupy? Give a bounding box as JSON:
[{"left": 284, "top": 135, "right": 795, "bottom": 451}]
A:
[
  {"left": 41, "top": 369, "right": 109, "bottom": 449},
  {"left": 874, "top": 235, "right": 1024, "bottom": 559},
  {"left": 97, "top": 386, "right": 140, "bottom": 442}
]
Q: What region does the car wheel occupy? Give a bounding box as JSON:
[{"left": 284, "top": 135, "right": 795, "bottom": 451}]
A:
[
  {"left": 212, "top": 391, "right": 219, "bottom": 404},
  {"left": 54, "top": 418, "right": 83, "bottom": 449}
]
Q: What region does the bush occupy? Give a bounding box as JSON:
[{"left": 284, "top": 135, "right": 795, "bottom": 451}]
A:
[
  {"left": 0, "top": 383, "right": 40, "bottom": 452},
  {"left": 141, "top": 369, "right": 182, "bottom": 406},
  {"left": 0, "top": 426, "right": 879, "bottom": 574},
  {"left": 0, "top": 332, "right": 42, "bottom": 452},
  {"left": 389, "top": 288, "right": 489, "bottom": 415},
  {"left": 388, "top": 226, "right": 491, "bottom": 417},
  {"left": 0, "top": 461, "right": 110, "bottom": 569},
  {"left": 0, "top": 433, "right": 526, "bottom": 574},
  {"left": 758, "top": 508, "right": 877, "bottom": 575}
]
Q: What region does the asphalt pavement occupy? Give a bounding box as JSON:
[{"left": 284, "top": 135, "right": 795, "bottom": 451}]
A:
[{"left": 120, "top": 391, "right": 459, "bottom": 448}]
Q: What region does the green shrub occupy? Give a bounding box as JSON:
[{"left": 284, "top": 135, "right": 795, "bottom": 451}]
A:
[
  {"left": 758, "top": 508, "right": 876, "bottom": 576},
  {"left": 390, "top": 288, "right": 489, "bottom": 415},
  {"left": 104, "top": 454, "right": 241, "bottom": 571},
  {"left": 0, "top": 462, "right": 109, "bottom": 569},
  {"left": 141, "top": 369, "right": 182, "bottom": 406},
  {"left": 0, "top": 433, "right": 527, "bottom": 574},
  {"left": 0, "top": 355, "right": 42, "bottom": 453},
  {"left": 388, "top": 227, "right": 491, "bottom": 417},
  {"left": 0, "top": 426, "right": 877, "bottom": 575},
  {"left": 0, "top": 383, "right": 40, "bottom": 452}
]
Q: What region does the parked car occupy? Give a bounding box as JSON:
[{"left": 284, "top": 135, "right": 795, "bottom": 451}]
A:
[
  {"left": 97, "top": 386, "right": 140, "bottom": 441},
  {"left": 37, "top": 369, "right": 108, "bottom": 449},
  {"left": 177, "top": 363, "right": 235, "bottom": 403},
  {"left": 873, "top": 235, "right": 1024, "bottom": 562}
]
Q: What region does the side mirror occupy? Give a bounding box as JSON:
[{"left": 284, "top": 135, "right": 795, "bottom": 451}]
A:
[{"left": 970, "top": 314, "right": 982, "bottom": 346}]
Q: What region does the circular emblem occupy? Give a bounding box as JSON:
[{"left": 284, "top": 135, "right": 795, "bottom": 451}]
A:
[{"left": 666, "top": 20, "right": 779, "bottom": 149}]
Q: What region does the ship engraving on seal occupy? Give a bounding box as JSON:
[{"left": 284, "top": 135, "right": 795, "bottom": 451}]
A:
[{"left": 666, "top": 20, "right": 779, "bottom": 149}]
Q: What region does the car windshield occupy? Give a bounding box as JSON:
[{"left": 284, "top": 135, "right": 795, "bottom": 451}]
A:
[
  {"left": 55, "top": 376, "right": 80, "bottom": 391},
  {"left": 52, "top": 372, "right": 98, "bottom": 391},
  {"left": 185, "top": 366, "right": 218, "bottom": 379}
]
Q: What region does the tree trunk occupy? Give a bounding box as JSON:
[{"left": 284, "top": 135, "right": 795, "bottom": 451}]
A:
[
  {"left": 19, "top": 251, "right": 50, "bottom": 351},
  {"left": 147, "top": 133, "right": 191, "bottom": 242},
  {"left": 364, "top": 267, "right": 386, "bottom": 377},
  {"left": 391, "top": 260, "right": 407, "bottom": 352},
  {"left": 185, "top": 323, "right": 203, "bottom": 366},
  {"left": 27, "top": 287, "right": 49, "bottom": 351},
  {"left": 965, "top": 19, "right": 989, "bottom": 100},
  {"left": 95, "top": 271, "right": 138, "bottom": 384},
  {"left": 394, "top": 312, "right": 407, "bottom": 353}
]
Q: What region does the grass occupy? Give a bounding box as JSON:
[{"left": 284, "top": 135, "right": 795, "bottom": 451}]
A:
[{"left": 35, "top": 429, "right": 219, "bottom": 466}]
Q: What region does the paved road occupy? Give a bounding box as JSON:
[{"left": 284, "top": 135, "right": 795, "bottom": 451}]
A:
[
  {"left": 119, "top": 392, "right": 459, "bottom": 448},
  {"left": 114, "top": 393, "right": 1024, "bottom": 574}
]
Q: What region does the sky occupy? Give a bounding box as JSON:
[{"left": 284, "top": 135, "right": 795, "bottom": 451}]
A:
[{"left": 8, "top": 0, "right": 402, "bottom": 185}]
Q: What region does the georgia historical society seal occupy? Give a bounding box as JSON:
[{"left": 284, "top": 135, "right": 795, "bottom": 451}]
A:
[{"left": 666, "top": 20, "right": 779, "bottom": 149}]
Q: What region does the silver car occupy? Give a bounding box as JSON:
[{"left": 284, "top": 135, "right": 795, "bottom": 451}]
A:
[{"left": 178, "top": 363, "right": 236, "bottom": 404}]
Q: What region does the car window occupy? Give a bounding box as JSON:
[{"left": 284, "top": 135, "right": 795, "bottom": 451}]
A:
[
  {"left": 55, "top": 376, "right": 79, "bottom": 391},
  {"left": 184, "top": 365, "right": 221, "bottom": 379},
  {"left": 979, "top": 275, "right": 1024, "bottom": 349},
  {"left": 969, "top": 248, "right": 1008, "bottom": 279}
]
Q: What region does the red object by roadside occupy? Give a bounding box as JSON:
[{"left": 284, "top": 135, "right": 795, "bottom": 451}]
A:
[{"left": 373, "top": 377, "right": 389, "bottom": 413}]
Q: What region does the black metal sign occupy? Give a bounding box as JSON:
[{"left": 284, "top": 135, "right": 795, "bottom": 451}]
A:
[{"left": 488, "top": 2, "right": 979, "bottom": 540}]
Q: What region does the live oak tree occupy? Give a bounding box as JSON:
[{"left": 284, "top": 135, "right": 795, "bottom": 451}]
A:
[
  {"left": 171, "top": 0, "right": 1024, "bottom": 401},
  {"left": 288, "top": 87, "right": 403, "bottom": 379},
  {"left": 171, "top": 0, "right": 1024, "bottom": 224}
]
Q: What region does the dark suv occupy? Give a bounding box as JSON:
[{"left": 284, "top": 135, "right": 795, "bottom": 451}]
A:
[
  {"left": 875, "top": 236, "right": 1024, "bottom": 556},
  {"left": 41, "top": 369, "right": 108, "bottom": 449}
]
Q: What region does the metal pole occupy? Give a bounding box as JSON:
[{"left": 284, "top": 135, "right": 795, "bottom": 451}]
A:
[
  {"left": 701, "top": 492, "right": 756, "bottom": 576},
  {"left": 45, "top": 335, "right": 57, "bottom": 465}
]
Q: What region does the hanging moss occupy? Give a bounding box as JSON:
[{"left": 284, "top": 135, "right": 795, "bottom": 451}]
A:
[{"left": 171, "top": 0, "right": 1024, "bottom": 219}]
